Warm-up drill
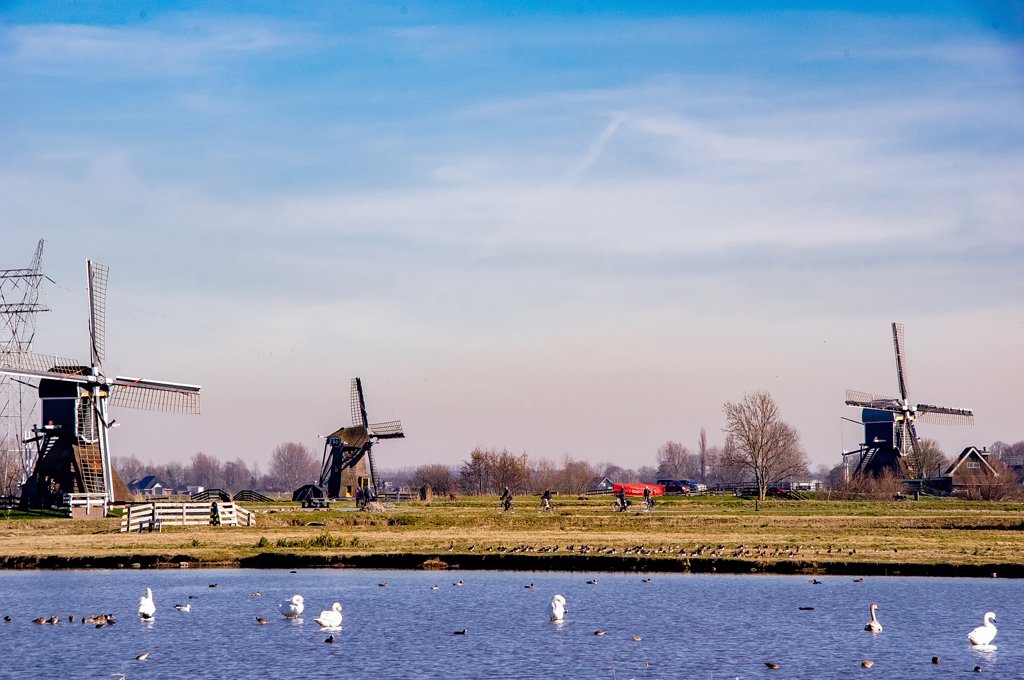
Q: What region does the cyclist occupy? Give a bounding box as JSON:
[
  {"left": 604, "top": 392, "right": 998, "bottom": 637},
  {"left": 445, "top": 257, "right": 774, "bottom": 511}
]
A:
[
  {"left": 500, "top": 486, "right": 513, "bottom": 512},
  {"left": 615, "top": 486, "right": 630, "bottom": 512},
  {"left": 540, "top": 488, "right": 553, "bottom": 511},
  {"left": 643, "top": 485, "right": 654, "bottom": 510}
]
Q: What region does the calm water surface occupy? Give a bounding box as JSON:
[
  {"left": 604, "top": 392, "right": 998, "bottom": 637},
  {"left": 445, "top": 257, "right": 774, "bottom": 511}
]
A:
[{"left": 0, "top": 569, "right": 1018, "bottom": 679}]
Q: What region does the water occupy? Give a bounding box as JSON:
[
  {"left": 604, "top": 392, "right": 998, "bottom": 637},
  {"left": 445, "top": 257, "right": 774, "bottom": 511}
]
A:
[{"left": 0, "top": 569, "right": 1019, "bottom": 679}]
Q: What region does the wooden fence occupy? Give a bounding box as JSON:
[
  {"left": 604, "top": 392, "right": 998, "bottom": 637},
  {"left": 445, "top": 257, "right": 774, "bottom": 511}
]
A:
[
  {"left": 120, "top": 501, "right": 255, "bottom": 532},
  {"left": 65, "top": 493, "right": 108, "bottom": 518}
]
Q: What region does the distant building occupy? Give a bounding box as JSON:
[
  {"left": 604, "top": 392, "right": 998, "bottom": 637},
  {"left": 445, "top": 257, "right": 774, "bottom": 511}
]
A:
[
  {"left": 586, "top": 477, "right": 614, "bottom": 493},
  {"left": 929, "top": 446, "right": 1001, "bottom": 494},
  {"left": 130, "top": 475, "right": 168, "bottom": 497}
]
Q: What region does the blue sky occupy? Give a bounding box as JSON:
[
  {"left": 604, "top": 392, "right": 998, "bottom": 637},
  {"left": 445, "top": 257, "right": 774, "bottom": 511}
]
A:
[{"left": 2, "top": 1, "right": 1022, "bottom": 472}]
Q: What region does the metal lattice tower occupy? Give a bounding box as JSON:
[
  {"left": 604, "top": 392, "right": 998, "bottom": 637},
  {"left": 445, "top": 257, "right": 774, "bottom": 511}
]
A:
[{"left": 0, "top": 240, "right": 48, "bottom": 487}]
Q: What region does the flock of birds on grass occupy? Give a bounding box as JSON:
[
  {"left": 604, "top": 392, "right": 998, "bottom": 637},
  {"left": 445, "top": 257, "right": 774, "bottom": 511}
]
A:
[{"left": 5, "top": 575, "right": 1002, "bottom": 672}]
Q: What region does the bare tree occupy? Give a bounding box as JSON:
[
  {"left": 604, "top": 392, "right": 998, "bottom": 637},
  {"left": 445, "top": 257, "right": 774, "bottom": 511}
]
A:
[
  {"left": 558, "top": 455, "right": 597, "bottom": 494},
  {"left": 270, "top": 442, "right": 320, "bottom": 491},
  {"left": 189, "top": 452, "right": 225, "bottom": 490},
  {"left": 113, "top": 455, "right": 145, "bottom": 485},
  {"left": 698, "top": 428, "right": 708, "bottom": 482},
  {"left": 459, "top": 448, "right": 493, "bottom": 495},
  {"left": 222, "top": 458, "right": 253, "bottom": 493},
  {"left": 912, "top": 438, "right": 949, "bottom": 479},
  {"left": 656, "top": 441, "right": 699, "bottom": 479},
  {"left": 411, "top": 464, "right": 456, "bottom": 495},
  {"left": 722, "top": 390, "right": 808, "bottom": 501},
  {"left": 0, "top": 439, "right": 22, "bottom": 496}
]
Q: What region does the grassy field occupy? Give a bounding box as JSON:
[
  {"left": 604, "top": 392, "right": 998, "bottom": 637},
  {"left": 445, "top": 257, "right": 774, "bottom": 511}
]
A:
[{"left": 2, "top": 495, "right": 1023, "bottom": 575}]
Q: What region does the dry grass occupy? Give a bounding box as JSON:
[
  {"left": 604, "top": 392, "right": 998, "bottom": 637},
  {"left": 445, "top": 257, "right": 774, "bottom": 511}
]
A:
[{"left": 1, "top": 495, "right": 1023, "bottom": 569}]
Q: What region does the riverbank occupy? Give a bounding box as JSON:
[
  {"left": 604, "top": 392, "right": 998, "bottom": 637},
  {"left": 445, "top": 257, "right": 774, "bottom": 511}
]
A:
[{"left": 2, "top": 495, "right": 1022, "bottom": 576}]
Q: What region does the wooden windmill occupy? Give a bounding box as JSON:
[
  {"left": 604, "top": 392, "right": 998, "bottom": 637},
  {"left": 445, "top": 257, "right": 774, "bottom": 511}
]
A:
[
  {"left": 844, "top": 322, "right": 973, "bottom": 478},
  {"left": 0, "top": 261, "right": 200, "bottom": 509},
  {"left": 317, "top": 377, "right": 404, "bottom": 499}
]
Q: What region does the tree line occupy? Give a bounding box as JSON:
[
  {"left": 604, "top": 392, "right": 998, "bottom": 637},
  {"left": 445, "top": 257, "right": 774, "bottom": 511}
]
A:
[{"left": 97, "top": 389, "right": 1023, "bottom": 501}]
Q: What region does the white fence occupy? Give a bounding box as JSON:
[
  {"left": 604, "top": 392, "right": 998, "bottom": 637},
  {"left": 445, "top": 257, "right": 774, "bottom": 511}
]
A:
[
  {"left": 65, "top": 493, "right": 108, "bottom": 518},
  {"left": 120, "top": 501, "right": 255, "bottom": 532}
]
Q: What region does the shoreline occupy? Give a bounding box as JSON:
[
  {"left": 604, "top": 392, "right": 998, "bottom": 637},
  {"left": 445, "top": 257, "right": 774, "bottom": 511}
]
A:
[{"left": 0, "top": 551, "right": 1018, "bottom": 578}]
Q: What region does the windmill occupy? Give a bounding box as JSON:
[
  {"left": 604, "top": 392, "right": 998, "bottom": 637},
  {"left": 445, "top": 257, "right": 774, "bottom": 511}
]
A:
[
  {"left": 843, "top": 322, "right": 973, "bottom": 478},
  {"left": 0, "top": 260, "right": 200, "bottom": 509},
  {"left": 317, "top": 377, "right": 404, "bottom": 500}
]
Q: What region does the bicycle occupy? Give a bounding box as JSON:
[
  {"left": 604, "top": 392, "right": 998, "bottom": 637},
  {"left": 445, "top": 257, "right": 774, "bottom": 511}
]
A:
[
  {"left": 640, "top": 497, "right": 655, "bottom": 512},
  {"left": 498, "top": 498, "right": 515, "bottom": 513},
  {"left": 540, "top": 498, "right": 553, "bottom": 512},
  {"left": 611, "top": 498, "right": 632, "bottom": 513}
]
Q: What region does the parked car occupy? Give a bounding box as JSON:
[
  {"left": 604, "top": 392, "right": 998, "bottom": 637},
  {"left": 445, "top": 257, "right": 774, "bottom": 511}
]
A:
[
  {"left": 656, "top": 479, "right": 688, "bottom": 494},
  {"left": 680, "top": 479, "right": 708, "bottom": 494}
]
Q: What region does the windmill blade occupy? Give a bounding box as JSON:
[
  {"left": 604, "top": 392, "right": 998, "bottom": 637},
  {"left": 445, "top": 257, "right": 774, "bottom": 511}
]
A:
[
  {"left": 350, "top": 377, "right": 368, "bottom": 428},
  {"left": 0, "top": 350, "right": 90, "bottom": 382},
  {"left": 368, "top": 420, "right": 405, "bottom": 439},
  {"left": 916, "top": 404, "right": 975, "bottom": 427},
  {"left": 87, "top": 261, "right": 109, "bottom": 368},
  {"left": 845, "top": 389, "right": 900, "bottom": 410},
  {"left": 891, "top": 322, "right": 909, "bottom": 402},
  {"left": 109, "top": 376, "right": 201, "bottom": 414}
]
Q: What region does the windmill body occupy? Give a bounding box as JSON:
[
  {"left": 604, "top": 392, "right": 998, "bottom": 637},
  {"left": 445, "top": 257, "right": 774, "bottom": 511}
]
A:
[
  {"left": 844, "top": 322, "right": 973, "bottom": 479},
  {"left": 0, "top": 261, "right": 200, "bottom": 510},
  {"left": 316, "top": 378, "right": 403, "bottom": 500}
]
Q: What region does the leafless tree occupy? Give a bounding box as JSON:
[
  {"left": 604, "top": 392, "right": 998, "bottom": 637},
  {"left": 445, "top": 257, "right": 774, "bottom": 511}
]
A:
[
  {"left": 558, "top": 455, "right": 597, "bottom": 494},
  {"left": 222, "top": 458, "right": 254, "bottom": 493},
  {"left": 656, "top": 441, "right": 699, "bottom": 479},
  {"left": 113, "top": 455, "right": 146, "bottom": 485},
  {"left": 698, "top": 428, "right": 708, "bottom": 482},
  {"left": 722, "top": 390, "right": 808, "bottom": 501},
  {"left": 912, "top": 438, "right": 950, "bottom": 479},
  {"left": 412, "top": 463, "right": 456, "bottom": 495},
  {"left": 189, "top": 452, "right": 225, "bottom": 490},
  {"left": 270, "top": 442, "right": 320, "bottom": 491},
  {"left": 459, "top": 448, "right": 493, "bottom": 495},
  {"left": 0, "top": 438, "right": 22, "bottom": 496}
]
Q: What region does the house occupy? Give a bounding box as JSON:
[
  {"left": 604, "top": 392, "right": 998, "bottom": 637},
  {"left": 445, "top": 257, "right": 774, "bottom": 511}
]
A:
[
  {"left": 930, "top": 447, "right": 1001, "bottom": 496},
  {"left": 130, "top": 475, "right": 167, "bottom": 497},
  {"left": 586, "top": 477, "right": 614, "bottom": 493}
]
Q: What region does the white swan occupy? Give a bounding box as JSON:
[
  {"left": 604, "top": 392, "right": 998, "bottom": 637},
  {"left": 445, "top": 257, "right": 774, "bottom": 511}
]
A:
[
  {"left": 968, "top": 612, "right": 997, "bottom": 647},
  {"left": 864, "top": 603, "right": 882, "bottom": 632},
  {"left": 315, "top": 602, "right": 343, "bottom": 628},
  {"left": 138, "top": 588, "right": 155, "bottom": 619},
  {"left": 550, "top": 594, "right": 566, "bottom": 621},
  {"left": 279, "top": 594, "right": 304, "bottom": 619}
]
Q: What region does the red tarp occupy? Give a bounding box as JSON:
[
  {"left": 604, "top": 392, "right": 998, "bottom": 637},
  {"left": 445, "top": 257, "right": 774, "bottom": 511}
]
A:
[{"left": 613, "top": 483, "right": 665, "bottom": 497}]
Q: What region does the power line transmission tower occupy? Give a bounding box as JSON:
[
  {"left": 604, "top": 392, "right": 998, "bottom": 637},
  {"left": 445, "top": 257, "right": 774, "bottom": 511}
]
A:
[{"left": 0, "top": 240, "right": 49, "bottom": 490}]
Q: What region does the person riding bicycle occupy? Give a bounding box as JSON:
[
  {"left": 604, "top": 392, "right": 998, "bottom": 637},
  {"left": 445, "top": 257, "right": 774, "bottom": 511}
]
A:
[
  {"left": 540, "top": 488, "right": 553, "bottom": 511},
  {"left": 643, "top": 485, "right": 654, "bottom": 509},
  {"left": 615, "top": 486, "right": 629, "bottom": 512},
  {"left": 500, "top": 486, "right": 513, "bottom": 512}
]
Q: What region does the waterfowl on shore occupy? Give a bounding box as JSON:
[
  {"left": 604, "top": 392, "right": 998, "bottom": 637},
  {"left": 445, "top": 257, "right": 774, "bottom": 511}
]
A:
[
  {"left": 864, "top": 603, "right": 882, "bottom": 633},
  {"left": 550, "top": 595, "right": 566, "bottom": 621},
  {"left": 968, "top": 612, "right": 997, "bottom": 647},
  {"left": 138, "top": 588, "right": 155, "bottom": 619},
  {"left": 280, "top": 594, "right": 304, "bottom": 619},
  {"left": 315, "top": 603, "right": 343, "bottom": 628}
]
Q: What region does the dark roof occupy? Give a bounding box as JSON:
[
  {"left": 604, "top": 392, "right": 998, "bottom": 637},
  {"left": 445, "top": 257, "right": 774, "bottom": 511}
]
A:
[
  {"left": 943, "top": 446, "right": 998, "bottom": 478},
  {"left": 136, "top": 475, "right": 165, "bottom": 491}
]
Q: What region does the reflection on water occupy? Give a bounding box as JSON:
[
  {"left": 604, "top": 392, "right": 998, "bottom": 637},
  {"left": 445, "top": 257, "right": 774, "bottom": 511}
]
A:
[{"left": 0, "top": 569, "right": 1018, "bottom": 679}]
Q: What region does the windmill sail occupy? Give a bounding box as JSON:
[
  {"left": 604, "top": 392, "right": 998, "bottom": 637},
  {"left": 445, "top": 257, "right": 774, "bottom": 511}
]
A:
[{"left": 87, "top": 261, "right": 108, "bottom": 368}]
